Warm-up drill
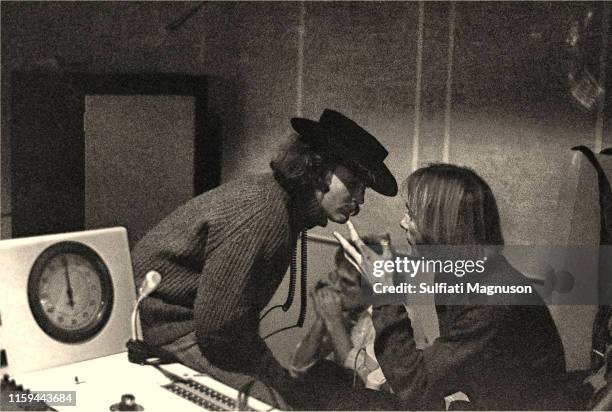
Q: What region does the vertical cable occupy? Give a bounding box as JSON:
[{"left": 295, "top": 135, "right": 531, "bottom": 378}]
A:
[
  {"left": 296, "top": 1, "right": 306, "bottom": 117},
  {"left": 412, "top": 1, "right": 425, "bottom": 172},
  {"left": 261, "top": 5, "right": 307, "bottom": 332},
  {"left": 297, "top": 230, "right": 308, "bottom": 327},
  {"left": 296, "top": 0, "right": 308, "bottom": 329},
  {"left": 442, "top": 1, "right": 456, "bottom": 163},
  {"left": 594, "top": 3, "right": 609, "bottom": 152}
]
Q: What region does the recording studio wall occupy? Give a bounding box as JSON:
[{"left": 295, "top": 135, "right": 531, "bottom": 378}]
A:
[{"left": 1, "top": 2, "right": 610, "bottom": 370}]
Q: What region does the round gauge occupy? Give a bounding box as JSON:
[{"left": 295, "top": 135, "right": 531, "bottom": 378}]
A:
[{"left": 27, "top": 241, "right": 114, "bottom": 343}]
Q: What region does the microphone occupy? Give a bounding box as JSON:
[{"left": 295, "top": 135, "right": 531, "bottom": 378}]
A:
[
  {"left": 138, "top": 271, "right": 162, "bottom": 300},
  {"left": 527, "top": 270, "right": 575, "bottom": 295},
  {"left": 131, "top": 271, "right": 162, "bottom": 340},
  {"left": 127, "top": 271, "right": 166, "bottom": 365}
]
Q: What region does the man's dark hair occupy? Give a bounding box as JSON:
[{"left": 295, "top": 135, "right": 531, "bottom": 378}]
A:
[{"left": 270, "top": 133, "right": 374, "bottom": 200}]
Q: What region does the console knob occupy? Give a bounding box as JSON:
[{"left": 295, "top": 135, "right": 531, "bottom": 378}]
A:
[{"left": 109, "top": 394, "right": 144, "bottom": 411}]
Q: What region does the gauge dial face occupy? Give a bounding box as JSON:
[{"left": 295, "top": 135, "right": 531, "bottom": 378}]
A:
[{"left": 28, "top": 241, "right": 114, "bottom": 343}]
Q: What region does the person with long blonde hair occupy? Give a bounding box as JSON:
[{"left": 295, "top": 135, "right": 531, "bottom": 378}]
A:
[{"left": 336, "top": 164, "right": 573, "bottom": 410}]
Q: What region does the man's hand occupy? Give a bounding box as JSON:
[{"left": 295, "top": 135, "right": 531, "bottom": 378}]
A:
[{"left": 333, "top": 221, "right": 395, "bottom": 288}]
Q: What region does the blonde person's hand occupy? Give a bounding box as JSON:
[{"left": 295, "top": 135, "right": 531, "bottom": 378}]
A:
[
  {"left": 314, "top": 287, "right": 343, "bottom": 326},
  {"left": 311, "top": 279, "right": 331, "bottom": 317},
  {"left": 333, "top": 221, "right": 395, "bottom": 288},
  {"left": 310, "top": 288, "right": 324, "bottom": 319}
]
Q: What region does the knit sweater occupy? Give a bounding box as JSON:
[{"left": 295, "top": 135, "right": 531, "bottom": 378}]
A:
[
  {"left": 131, "top": 173, "right": 326, "bottom": 374},
  {"left": 372, "top": 254, "right": 570, "bottom": 410}
]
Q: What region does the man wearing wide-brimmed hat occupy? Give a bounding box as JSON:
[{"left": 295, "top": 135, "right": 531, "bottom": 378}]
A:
[{"left": 131, "top": 109, "right": 397, "bottom": 407}]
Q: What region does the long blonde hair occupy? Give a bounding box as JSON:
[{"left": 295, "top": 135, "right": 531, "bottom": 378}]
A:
[{"left": 403, "top": 164, "right": 504, "bottom": 255}]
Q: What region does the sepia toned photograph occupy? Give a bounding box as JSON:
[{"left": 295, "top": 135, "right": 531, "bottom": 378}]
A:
[{"left": 0, "top": 1, "right": 610, "bottom": 410}]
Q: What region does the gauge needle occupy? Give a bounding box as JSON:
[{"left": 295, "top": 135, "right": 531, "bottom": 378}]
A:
[{"left": 63, "top": 256, "right": 75, "bottom": 308}]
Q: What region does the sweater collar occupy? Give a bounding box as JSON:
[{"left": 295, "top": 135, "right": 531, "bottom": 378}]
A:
[
  {"left": 290, "top": 195, "right": 328, "bottom": 231},
  {"left": 269, "top": 171, "right": 328, "bottom": 231}
]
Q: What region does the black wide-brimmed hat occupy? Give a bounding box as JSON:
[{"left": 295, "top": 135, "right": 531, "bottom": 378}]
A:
[{"left": 291, "top": 109, "right": 398, "bottom": 196}]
